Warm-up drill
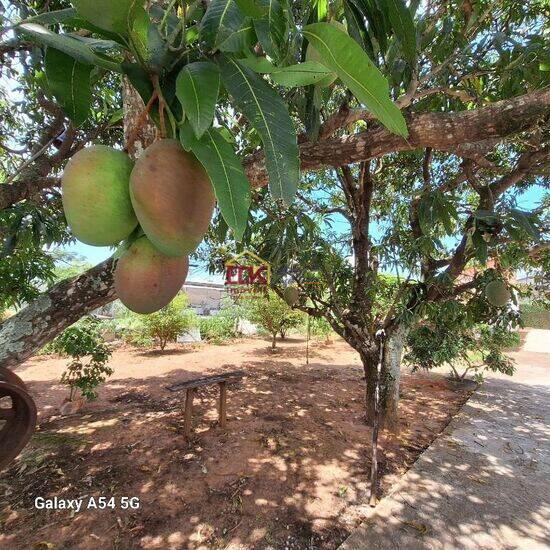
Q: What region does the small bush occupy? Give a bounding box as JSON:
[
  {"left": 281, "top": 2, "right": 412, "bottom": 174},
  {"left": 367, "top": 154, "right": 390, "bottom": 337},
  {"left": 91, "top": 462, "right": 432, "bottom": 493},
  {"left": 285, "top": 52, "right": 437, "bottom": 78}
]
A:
[
  {"left": 141, "top": 299, "right": 197, "bottom": 351},
  {"left": 520, "top": 303, "right": 550, "bottom": 329},
  {"left": 51, "top": 317, "right": 113, "bottom": 401},
  {"left": 199, "top": 314, "right": 237, "bottom": 343}
]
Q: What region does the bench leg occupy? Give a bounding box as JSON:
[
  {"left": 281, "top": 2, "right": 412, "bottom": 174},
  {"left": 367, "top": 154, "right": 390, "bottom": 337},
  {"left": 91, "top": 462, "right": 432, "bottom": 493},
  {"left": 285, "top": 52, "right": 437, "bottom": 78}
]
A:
[
  {"left": 218, "top": 381, "right": 227, "bottom": 429},
  {"left": 184, "top": 388, "right": 195, "bottom": 438}
]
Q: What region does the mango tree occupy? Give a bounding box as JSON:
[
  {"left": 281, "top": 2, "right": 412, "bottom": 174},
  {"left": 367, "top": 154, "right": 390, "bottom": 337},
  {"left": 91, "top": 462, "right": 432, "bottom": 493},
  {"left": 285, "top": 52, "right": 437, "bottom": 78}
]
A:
[{"left": 0, "top": 0, "right": 548, "bottom": 409}]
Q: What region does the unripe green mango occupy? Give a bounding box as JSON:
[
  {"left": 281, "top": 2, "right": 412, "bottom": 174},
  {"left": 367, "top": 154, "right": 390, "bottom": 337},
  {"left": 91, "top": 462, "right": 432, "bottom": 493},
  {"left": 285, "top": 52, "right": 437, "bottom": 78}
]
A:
[
  {"left": 62, "top": 146, "right": 137, "bottom": 246},
  {"left": 114, "top": 236, "right": 189, "bottom": 314},
  {"left": 283, "top": 286, "right": 300, "bottom": 307},
  {"left": 130, "top": 139, "right": 216, "bottom": 257},
  {"left": 485, "top": 280, "right": 510, "bottom": 307}
]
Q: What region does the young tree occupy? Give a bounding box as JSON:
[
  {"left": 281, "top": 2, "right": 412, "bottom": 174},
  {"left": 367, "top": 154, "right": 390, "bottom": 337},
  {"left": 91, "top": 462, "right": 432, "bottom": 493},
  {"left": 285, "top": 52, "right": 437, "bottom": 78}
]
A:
[
  {"left": 244, "top": 290, "right": 303, "bottom": 349},
  {"left": 51, "top": 317, "right": 113, "bottom": 401},
  {"left": 405, "top": 291, "right": 519, "bottom": 382},
  {"left": 140, "top": 294, "right": 197, "bottom": 351},
  {"left": 0, "top": 0, "right": 547, "bottom": 408}
]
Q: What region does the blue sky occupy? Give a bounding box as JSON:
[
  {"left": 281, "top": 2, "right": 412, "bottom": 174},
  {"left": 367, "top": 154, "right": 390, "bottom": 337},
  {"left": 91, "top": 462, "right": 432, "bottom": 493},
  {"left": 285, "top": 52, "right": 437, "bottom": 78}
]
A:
[{"left": 63, "top": 183, "right": 546, "bottom": 282}]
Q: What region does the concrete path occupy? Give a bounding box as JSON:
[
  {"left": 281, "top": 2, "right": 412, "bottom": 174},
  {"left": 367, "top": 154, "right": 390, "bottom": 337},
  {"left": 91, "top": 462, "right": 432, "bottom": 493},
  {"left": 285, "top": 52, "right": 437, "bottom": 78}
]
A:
[{"left": 341, "top": 330, "right": 550, "bottom": 549}]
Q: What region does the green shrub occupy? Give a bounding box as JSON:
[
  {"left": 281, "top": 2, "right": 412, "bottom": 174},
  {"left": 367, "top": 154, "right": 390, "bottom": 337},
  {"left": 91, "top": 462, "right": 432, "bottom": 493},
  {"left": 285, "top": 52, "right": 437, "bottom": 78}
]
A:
[
  {"left": 199, "top": 314, "right": 237, "bottom": 343},
  {"left": 520, "top": 303, "right": 550, "bottom": 329},
  {"left": 405, "top": 301, "right": 518, "bottom": 381},
  {"left": 51, "top": 317, "right": 113, "bottom": 401},
  {"left": 140, "top": 295, "right": 197, "bottom": 351},
  {"left": 243, "top": 290, "right": 304, "bottom": 349}
]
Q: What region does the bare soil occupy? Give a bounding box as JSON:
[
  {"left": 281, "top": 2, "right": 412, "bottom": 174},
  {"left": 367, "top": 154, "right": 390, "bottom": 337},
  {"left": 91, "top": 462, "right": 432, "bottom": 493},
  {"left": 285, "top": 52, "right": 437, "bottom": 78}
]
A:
[{"left": 0, "top": 337, "right": 472, "bottom": 549}]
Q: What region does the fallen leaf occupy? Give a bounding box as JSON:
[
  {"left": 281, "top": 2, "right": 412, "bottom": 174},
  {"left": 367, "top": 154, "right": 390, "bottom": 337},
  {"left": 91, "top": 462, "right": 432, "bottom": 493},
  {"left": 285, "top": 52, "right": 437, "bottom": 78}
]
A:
[{"left": 402, "top": 520, "right": 428, "bottom": 535}]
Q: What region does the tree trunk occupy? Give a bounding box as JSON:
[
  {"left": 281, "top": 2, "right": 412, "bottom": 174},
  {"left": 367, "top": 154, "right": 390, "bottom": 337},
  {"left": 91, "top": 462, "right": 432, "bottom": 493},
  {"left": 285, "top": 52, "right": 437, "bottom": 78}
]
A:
[
  {"left": 359, "top": 347, "right": 378, "bottom": 426},
  {"left": 357, "top": 328, "right": 407, "bottom": 433},
  {"left": 0, "top": 259, "right": 116, "bottom": 369},
  {"left": 379, "top": 325, "right": 409, "bottom": 433},
  {"left": 271, "top": 332, "right": 277, "bottom": 349}
]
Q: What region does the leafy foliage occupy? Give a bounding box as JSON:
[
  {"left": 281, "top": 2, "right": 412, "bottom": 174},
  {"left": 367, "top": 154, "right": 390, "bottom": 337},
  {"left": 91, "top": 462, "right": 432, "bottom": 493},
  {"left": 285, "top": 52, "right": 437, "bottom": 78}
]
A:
[
  {"left": 139, "top": 294, "right": 197, "bottom": 351},
  {"left": 243, "top": 290, "right": 303, "bottom": 348},
  {"left": 51, "top": 317, "right": 113, "bottom": 401},
  {"left": 7, "top": 0, "right": 419, "bottom": 244},
  {"left": 405, "top": 303, "right": 519, "bottom": 382}
]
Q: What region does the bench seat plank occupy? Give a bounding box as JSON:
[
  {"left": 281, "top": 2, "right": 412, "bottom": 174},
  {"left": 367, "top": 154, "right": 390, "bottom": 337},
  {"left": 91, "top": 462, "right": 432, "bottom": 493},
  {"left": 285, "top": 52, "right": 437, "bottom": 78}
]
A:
[{"left": 166, "top": 370, "right": 245, "bottom": 392}]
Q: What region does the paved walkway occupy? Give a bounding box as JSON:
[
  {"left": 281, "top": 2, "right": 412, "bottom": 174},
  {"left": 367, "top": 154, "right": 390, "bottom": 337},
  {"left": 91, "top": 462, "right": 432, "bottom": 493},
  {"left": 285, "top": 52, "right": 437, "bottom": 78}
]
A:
[{"left": 341, "top": 329, "right": 550, "bottom": 549}]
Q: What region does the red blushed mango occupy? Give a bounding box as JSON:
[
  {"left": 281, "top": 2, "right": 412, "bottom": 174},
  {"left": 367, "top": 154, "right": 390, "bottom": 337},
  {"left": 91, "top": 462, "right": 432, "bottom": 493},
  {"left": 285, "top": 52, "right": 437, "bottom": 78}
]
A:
[
  {"left": 130, "top": 139, "right": 215, "bottom": 257},
  {"left": 62, "top": 146, "right": 137, "bottom": 246},
  {"left": 114, "top": 236, "right": 189, "bottom": 314}
]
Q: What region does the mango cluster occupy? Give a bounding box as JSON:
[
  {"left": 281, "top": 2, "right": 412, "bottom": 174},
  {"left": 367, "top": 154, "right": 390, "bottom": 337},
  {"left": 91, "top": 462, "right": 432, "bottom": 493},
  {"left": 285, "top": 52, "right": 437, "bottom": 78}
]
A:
[{"left": 62, "top": 139, "right": 215, "bottom": 313}]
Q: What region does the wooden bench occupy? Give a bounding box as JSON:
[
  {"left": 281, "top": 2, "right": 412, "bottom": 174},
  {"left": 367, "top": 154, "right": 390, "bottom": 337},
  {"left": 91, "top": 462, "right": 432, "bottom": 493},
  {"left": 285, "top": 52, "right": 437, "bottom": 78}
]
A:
[{"left": 166, "top": 371, "right": 245, "bottom": 438}]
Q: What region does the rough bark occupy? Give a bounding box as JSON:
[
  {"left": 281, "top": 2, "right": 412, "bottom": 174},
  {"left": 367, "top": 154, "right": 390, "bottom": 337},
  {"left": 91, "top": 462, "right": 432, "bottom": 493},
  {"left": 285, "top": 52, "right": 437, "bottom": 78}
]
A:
[
  {"left": 122, "top": 76, "right": 156, "bottom": 159},
  {"left": 245, "top": 89, "right": 550, "bottom": 186},
  {"left": 379, "top": 326, "right": 409, "bottom": 432},
  {"left": 0, "top": 259, "right": 116, "bottom": 369},
  {"left": 360, "top": 347, "right": 378, "bottom": 427},
  {"left": 2, "top": 89, "right": 548, "bottom": 211}
]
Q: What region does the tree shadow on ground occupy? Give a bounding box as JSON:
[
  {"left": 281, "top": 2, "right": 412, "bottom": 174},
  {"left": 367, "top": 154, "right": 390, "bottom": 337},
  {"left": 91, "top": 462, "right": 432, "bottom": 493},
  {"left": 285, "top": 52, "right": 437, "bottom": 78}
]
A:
[
  {"left": 1, "top": 348, "right": 476, "bottom": 549},
  {"left": 343, "top": 375, "right": 550, "bottom": 549},
  {"left": 133, "top": 347, "right": 197, "bottom": 358}
]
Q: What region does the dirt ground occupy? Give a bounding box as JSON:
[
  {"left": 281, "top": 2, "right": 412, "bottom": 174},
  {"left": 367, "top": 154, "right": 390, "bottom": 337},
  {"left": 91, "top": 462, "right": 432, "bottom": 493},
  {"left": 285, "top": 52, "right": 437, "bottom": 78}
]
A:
[{"left": 0, "top": 337, "right": 473, "bottom": 549}]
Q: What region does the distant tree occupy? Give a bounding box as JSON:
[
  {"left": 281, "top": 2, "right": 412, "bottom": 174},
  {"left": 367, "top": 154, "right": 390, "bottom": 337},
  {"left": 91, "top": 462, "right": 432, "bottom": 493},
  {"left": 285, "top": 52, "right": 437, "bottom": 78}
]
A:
[
  {"left": 140, "top": 294, "right": 197, "bottom": 351},
  {"left": 245, "top": 291, "right": 304, "bottom": 349}
]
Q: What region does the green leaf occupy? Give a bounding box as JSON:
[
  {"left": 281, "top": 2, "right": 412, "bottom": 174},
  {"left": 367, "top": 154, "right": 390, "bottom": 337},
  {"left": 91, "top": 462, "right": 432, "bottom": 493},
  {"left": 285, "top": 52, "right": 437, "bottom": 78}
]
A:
[
  {"left": 509, "top": 209, "right": 540, "bottom": 240},
  {"left": 303, "top": 22, "right": 408, "bottom": 136},
  {"left": 72, "top": 0, "right": 139, "bottom": 35},
  {"left": 180, "top": 124, "right": 251, "bottom": 240},
  {"left": 200, "top": 0, "right": 246, "bottom": 50},
  {"left": 234, "top": 0, "right": 266, "bottom": 18},
  {"left": 471, "top": 230, "right": 488, "bottom": 263},
  {"left": 18, "top": 8, "right": 78, "bottom": 26},
  {"left": 271, "top": 61, "right": 333, "bottom": 87},
  {"left": 240, "top": 54, "right": 276, "bottom": 73},
  {"left": 129, "top": 8, "right": 174, "bottom": 72},
  {"left": 45, "top": 47, "right": 92, "bottom": 125},
  {"left": 253, "top": 0, "right": 287, "bottom": 61},
  {"left": 18, "top": 23, "right": 121, "bottom": 72},
  {"left": 382, "top": 0, "right": 417, "bottom": 64},
  {"left": 218, "top": 20, "right": 256, "bottom": 53},
  {"left": 316, "top": 0, "right": 329, "bottom": 20},
  {"left": 219, "top": 55, "right": 300, "bottom": 205},
  {"left": 176, "top": 62, "right": 220, "bottom": 139}
]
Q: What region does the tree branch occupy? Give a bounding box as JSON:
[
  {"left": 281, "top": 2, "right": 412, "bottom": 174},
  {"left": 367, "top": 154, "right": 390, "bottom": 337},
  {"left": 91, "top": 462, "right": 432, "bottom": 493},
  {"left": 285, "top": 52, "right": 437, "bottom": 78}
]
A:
[
  {"left": 0, "top": 258, "right": 116, "bottom": 369},
  {"left": 245, "top": 89, "right": 550, "bottom": 187}
]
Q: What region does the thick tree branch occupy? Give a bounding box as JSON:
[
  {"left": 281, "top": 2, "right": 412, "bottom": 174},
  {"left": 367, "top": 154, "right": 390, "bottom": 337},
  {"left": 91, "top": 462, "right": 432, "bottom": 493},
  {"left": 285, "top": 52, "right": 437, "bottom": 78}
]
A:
[
  {"left": 245, "top": 89, "right": 550, "bottom": 187},
  {"left": 0, "top": 258, "right": 116, "bottom": 369},
  {"left": 2, "top": 90, "right": 548, "bottom": 212}
]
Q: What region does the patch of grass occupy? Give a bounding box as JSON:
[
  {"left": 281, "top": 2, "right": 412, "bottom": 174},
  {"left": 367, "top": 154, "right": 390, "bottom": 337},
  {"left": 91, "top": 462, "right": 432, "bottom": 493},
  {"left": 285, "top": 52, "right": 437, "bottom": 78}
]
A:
[{"left": 17, "top": 431, "right": 89, "bottom": 471}]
